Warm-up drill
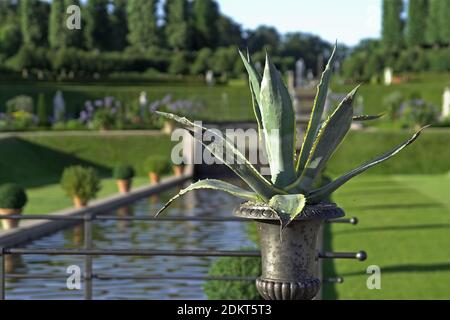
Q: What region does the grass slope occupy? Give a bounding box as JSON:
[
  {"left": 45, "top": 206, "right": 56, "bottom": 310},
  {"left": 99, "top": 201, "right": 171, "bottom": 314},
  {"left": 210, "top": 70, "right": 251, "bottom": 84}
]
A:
[
  {"left": 323, "top": 174, "right": 450, "bottom": 300},
  {"left": 327, "top": 129, "right": 450, "bottom": 176},
  {"left": 24, "top": 177, "right": 150, "bottom": 215},
  {"left": 0, "top": 133, "right": 176, "bottom": 187}
]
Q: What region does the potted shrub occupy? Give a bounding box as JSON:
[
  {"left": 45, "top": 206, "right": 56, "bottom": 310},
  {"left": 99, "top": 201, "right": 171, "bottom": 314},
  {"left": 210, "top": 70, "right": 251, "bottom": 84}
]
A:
[
  {"left": 61, "top": 166, "right": 101, "bottom": 208},
  {"left": 113, "top": 164, "right": 135, "bottom": 193},
  {"left": 145, "top": 156, "right": 170, "bottom": 184},
  {"left": 0, "top": 183, "right": 28, "bottom": 230},
  {"left": 155, "top": 46, "right": 426, "bottom": 300}
]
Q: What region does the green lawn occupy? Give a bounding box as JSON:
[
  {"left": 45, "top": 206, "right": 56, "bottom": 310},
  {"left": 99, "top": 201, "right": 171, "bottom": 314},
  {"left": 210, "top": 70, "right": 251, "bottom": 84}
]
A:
[
  {"left": 23, "top": 176, "right": 151, "bottom": 215},
  {"left": 323, "top": 174, "right": 450, "bottom": 300},
  {"left": 327, "top": 129, "right": 450, "bottom": 176},
  {"left": 333, "top": 72, "right": 450, "bottom": 120},
  {"left": 0, "top": 133, "right": 176, "bottom": 188},
  {"left": 1, "top": 72, "right": 449, "bottom": 123}
]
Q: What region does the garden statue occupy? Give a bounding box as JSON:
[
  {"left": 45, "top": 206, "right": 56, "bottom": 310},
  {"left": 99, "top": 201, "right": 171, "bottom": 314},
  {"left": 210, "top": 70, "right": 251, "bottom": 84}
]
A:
[
  {"left": 384, "top": 67, "right": 393, "bottom": 86},
  {"left": 53, "top": 91, "right": 66, "bottom": 123},
  {"left": 307, "top": 69, "right": 314, "bottom": 83},
  {"left": 155, "top": 45, "right": 425, "bottom": 300},
  {"left": 205, "top": 70, "right": 214, "bottom": 86},
  {"left": 295, "top": 58, "right": 305, "bottom": 88},
  {"left": 139, "top": 91, "right": 148, "bottom": 118},
  {"left": 442, "top": 87, "right": 450, "bottom": 120}
]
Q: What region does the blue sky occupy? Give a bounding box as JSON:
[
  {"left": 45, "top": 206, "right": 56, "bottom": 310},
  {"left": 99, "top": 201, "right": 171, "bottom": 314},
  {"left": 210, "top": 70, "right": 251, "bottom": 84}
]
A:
[{"left": 216, "top": 0, "right": 382, "bottom": 46}]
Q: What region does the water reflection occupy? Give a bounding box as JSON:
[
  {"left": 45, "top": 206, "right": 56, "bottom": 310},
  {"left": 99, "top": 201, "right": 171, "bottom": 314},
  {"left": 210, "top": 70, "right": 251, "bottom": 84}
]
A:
[{"left": 4, "top": 186, "right": 253, "bottom": 299}]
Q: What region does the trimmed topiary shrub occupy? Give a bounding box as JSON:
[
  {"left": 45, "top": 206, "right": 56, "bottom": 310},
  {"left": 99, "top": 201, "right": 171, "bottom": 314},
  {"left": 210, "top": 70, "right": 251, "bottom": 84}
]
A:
[
  {"left": 144, "top": 156, "right": 171, "bottom": 175},
  {"left": 61, "top": 166, "right": 101, "bottom": 204},
  {"left": 203, "top": 253, "right": 262, "bottom": 300},
  {"left": 0, "top": 183, "right": 28, "bottom": 209},
  {"left": 113, "top": 164, "right": 135, "bottom": 180}
]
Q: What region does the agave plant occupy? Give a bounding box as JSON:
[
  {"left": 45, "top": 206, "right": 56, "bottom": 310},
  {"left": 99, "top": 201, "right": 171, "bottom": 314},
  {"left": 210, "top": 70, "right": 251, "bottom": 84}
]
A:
[{"left": 155, "top": 45, "right": 425, "bottom": 230}]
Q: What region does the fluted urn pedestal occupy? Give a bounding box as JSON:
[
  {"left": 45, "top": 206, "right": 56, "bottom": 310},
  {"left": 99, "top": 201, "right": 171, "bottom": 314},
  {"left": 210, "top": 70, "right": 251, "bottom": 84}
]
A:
[{"left": 234, "top": 202, "right": 344, "bottom": 300}]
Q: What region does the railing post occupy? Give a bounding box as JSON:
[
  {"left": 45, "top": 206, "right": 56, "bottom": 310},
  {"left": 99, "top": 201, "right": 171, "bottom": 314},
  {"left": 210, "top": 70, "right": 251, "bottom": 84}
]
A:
[
  {"left": 0, "top": 247, "right": 5, "bottom": 300},
  {"left": 84, "top": 213, "right": 93, "bottom": 300}
]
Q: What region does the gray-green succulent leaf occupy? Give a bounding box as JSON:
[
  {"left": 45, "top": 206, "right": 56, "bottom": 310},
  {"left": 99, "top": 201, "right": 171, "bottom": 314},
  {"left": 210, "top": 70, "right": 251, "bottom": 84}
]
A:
[
  {"left": 259, "top": 54, "right": 296, "bottom": 188},
  {"left": 307, "top": 126, "right": 429, "bottom": 203},
  {"left": 155, "top": 179, "right": 261, "bottom": 216},
  {"left": 268, "top": 193, "right": 306, "bottom": 229},
  {"left": 289, "top": 85, "right": 359, "bottom": 193},
  {"left": 156, "top": 111, "right": 283, "bottom": 201},
  {"left": 353, "top": 113, "right": 386, "bottom": 121},
  {"left": 296, "top": 44, "right": 337, "bottom": 175},
  {"left": 239, "top": 50, "right": 264, "bottom": 142}
]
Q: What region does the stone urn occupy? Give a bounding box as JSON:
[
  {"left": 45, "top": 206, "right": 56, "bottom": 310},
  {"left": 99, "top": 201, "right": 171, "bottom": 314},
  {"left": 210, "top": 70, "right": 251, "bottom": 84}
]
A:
[{"left": 234, "top": 201, "right": 344, "bottom": 300}]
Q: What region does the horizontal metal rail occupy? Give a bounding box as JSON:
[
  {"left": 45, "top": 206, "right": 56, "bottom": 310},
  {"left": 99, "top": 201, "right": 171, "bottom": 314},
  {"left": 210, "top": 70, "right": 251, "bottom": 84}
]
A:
[
  {"left": 2, "top": 248, "right": 366, "bottom": 261},
  {"left": 0, "top": 214, "right": 358, "bottom": 224},
  {"left": 318, "top": 251, "right": 367, "bottom": 261},
  {"left": 3, "top": 248, "right": 261, "bottom": 257},
  {"left": 4, "top": 273, "right": 343, "bottom": 283},
  {"left": 0, "top": 210, "right": 360, "bottom": 300}
]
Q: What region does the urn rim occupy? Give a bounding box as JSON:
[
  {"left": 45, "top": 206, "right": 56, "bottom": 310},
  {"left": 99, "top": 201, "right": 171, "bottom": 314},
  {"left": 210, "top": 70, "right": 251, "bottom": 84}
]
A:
[{"left": 234, "top": 201, "right": 345, "bottom": 221}]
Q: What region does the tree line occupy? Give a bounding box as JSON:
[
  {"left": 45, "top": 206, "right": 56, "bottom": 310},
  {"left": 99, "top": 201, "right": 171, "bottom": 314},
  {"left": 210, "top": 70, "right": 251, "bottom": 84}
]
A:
[
  {"left": 0, "top": 0, "right": 332, "bottom": 79},
  {"left": 343, "top": 0, "right": 450, "bottom": 81},
  {"left": 382, "top": 0, "right": 450, "bottom": 48}
]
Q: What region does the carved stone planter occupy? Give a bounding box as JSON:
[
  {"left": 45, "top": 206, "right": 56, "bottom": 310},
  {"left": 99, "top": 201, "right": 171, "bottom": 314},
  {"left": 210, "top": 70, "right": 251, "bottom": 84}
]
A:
[{"left": 234, "top": 202, "right": 344, "bottom": 300}]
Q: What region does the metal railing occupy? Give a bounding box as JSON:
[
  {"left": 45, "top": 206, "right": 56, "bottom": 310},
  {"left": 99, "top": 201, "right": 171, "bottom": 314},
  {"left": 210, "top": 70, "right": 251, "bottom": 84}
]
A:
[{"left": 0, "top": 213, "right": 363, "bottom": 300}]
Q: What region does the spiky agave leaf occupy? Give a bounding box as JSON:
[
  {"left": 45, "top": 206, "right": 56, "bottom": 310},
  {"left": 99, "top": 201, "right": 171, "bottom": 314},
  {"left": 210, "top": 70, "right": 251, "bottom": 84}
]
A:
[
  {"left": 296, "top": 44, "right": 337, "bottom": 175},
  {"left": 268, "top": 194, "right": 306, "bottom": 229},
  {"left": 238, "top": 50, "right": 263, "bottom": 142},
  {"left": 259, "top": 54, "right": 296, "bottom": 188},
  {"left": 353, "top": 113, "right": 386, "bottom": 121},
  {"left": 307, "top": 126, "right": 429, "bottom": 203},
  {"left": 290, "top": 86, "right": 359, "bottom": 193},
  {"left": 156, "top": 179, "right": 260, "bottom": 216},
  {"left": 156, "top": 111, "right": 285, "bottom": 201}
]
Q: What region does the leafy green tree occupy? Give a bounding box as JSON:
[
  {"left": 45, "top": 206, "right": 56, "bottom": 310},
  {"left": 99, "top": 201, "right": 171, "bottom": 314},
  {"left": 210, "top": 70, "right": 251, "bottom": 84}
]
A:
[
  {"left": 217, "top": 15, "right": 243, "bottom": 47},
  {"left": 0, "top": 0, "right": 22, "bottom": 57},
  {"left": 192, "top": 0, "right": 219, "bottom": 49},
  {"left": 84, "top": 0, "right": 110, "bottom": 50},
  {"left": 111, "top": 0, "right": 128, "bottom": 51},
  {"left": 64, "top": 0, "right": 84, "bottom": 48},
  {"left": 191, "top": 48, "right": 212, "bottom": 75},
  {"left": 49, "top": 0, "right": 65, "bottom": 49},
  {"left": 437, "top": 0, "right": 450, "bottom": 45},
  {"left": 169, "top": 51, "right": 188, "bottom": 74},
  {"left": 247, "top": 26, "right": 280, "bottom": 53},
  {"left": 382, "top": 0, "right": 404, "bottom": 48},
  {"left": 164, "top": 0, "right": 190, "bottom": 50},
  {"left": 127, "top": 0, "right": 160, "bottom": 50},
  {"left": 212, "top": 47, "right": 236, "bottom": 79},
  {"left": 426, "top": 0, "right": 440, "bottom": 45},
  {"left": 0, "top": 21, "right": 22, "bottom": 57},
  {"left": 20, "top": 0, "right": 49, "bottom": 47},
  {"left": 407, "top": 0, "right": 428, "bottom": 47}
]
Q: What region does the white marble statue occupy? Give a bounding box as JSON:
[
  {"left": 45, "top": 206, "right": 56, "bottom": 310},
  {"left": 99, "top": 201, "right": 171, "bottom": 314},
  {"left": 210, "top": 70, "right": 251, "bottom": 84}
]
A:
[{"left": 53, "top": 91, "right": 65, "bottom": 123}]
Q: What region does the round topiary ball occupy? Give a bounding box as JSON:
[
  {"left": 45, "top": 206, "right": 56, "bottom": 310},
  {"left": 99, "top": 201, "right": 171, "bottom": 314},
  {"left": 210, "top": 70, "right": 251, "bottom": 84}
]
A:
[
  {"left": 113, "top": 165, "right": 135, "bottom": 180},
  {"left": 0, "top": 183, "right": 28, "bottom": 209}
]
